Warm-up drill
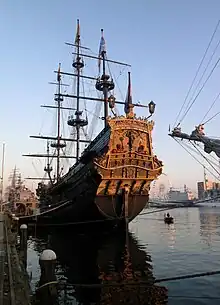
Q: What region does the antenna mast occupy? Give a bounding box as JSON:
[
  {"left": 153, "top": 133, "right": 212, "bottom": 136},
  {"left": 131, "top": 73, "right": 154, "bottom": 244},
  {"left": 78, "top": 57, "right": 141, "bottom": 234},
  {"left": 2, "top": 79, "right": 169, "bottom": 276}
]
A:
[{"left": 203, "top": 165, "right": 207, "bottom": 191}]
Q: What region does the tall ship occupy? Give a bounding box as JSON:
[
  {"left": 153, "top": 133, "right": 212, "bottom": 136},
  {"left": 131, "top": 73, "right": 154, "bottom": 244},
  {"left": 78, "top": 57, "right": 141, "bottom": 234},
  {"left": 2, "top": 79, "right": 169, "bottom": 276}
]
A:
[
  {"left": 21, "top": 20, "right": 163, "bottom": 226},
  {"left": 3, "top": 167, "right": 37, "bottom": 215}
]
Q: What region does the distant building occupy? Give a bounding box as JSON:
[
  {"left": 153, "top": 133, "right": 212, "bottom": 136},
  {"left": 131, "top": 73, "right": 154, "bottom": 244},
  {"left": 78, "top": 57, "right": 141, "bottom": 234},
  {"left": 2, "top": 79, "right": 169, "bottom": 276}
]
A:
[
  {"left": 206, "top": 180, "right": 214, "bottom": 190},
  {"left": 197, "top": 182, "right": 205, "bottom": 199},
  {"left": 197, "top": 180, "right": 220, "bottom": 200}
]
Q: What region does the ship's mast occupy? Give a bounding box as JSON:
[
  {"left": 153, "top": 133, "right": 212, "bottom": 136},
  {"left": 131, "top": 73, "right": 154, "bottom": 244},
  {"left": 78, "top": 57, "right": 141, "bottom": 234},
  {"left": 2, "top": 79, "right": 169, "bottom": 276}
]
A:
[
  {"left": 96, "top": 29, "right": 115, "bottom": 128},
  {"left": 49, "top": 63, "right": 67, "bottom": 181},
  {"left": 67, "top": 19, "right": 88, "bottom": 161},
  {"left": 44, "top": 141, "right": 53, "bottom": 183},
  {"left": 102, "top": 38, "right": 109, "bottom": 124},
  {"left": 76, "top": 20, "right": 81, "bottom": 161},
  {"left": 57, "top": 63, "right": 62, "bottom": 180},
  {"left": 23, "top": 22, "right": 153, "bottom": 182}
]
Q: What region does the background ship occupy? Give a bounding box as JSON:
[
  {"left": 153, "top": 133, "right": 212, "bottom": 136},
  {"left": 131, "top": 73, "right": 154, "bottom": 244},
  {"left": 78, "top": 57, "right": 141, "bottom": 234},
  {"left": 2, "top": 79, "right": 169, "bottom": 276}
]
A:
[
  {"left": 21, "top": 20, "right": 163, "bottom": 227},
  {"left": 150, "top": 183, "right": 195, "bottom": 207},
  {"left": 1, "top": 166, "right": 37, "bottom": 215}
]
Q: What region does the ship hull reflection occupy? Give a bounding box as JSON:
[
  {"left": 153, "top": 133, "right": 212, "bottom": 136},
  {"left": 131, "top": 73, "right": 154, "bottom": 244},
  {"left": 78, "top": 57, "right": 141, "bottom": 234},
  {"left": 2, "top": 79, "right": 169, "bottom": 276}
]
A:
[{"left": 32, "top": 228, "right": 168, "bottom": 304}]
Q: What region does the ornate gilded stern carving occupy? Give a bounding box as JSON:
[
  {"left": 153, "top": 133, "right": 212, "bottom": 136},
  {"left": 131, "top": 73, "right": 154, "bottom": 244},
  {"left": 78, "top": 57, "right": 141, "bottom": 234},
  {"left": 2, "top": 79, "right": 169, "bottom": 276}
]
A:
[{"left": 94, "top": 116, "right": 163, "bottom": 196}]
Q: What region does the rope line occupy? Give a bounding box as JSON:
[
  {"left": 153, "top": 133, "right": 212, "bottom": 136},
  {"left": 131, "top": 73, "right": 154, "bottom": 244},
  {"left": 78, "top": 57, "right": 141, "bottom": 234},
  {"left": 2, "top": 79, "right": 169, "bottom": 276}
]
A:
[
  {"left": 139, "top": 207, "right": 178, "bottom": 216},
  {"left": 191, "top": 141, "right": 220, "bottom": 178},
  {"left": 201, "top": 91, "right": 220, "bottom": 124},
  {"left": 203, "top": 110, "right": 220, "bottom": 125},
  {"left": 181, "top": 35, "right": 220, "bottom": 125},
  {"left": 173, "top": 19, "right": 220, "bottom": 127},
  {"left": 182, "top": 140, "right": 220, "bottom": 171},
  {"left": 179, "top": 55, "right": 220, "bottom": 124},
  {"left": 154, "top": 270, "right": 220, "bottom": 283},
  {"left": 173, "top": 138, "right": 220, "bottom": 181},
  {"left": 168, "top": 295, "right": 220, "bottom": 300},
  {"left": 36, "top": 281, "right": 58, "bottom": 291},
  {"left": 42, "top": 269, "right": 220, "bottom": 289}
]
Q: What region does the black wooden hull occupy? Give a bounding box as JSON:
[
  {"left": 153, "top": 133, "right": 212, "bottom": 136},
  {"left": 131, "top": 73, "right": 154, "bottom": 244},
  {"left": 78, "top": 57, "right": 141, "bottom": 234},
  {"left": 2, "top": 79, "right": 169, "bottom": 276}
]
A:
[
  {"left": 19, "top": 189, "right": 148, "bottom": 229},
  {"left": 19, "top": 167, "right": 148, "bottom": 228},
  {"left": 21, "top": 119, "right": 161, "bottom": 228}
]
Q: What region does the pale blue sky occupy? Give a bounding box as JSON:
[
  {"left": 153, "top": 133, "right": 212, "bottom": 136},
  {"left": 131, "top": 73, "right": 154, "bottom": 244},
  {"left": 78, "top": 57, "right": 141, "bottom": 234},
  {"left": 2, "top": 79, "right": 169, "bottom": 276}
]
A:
[{"left": 1, "top": 0, "right": 220, "bottom": 192}]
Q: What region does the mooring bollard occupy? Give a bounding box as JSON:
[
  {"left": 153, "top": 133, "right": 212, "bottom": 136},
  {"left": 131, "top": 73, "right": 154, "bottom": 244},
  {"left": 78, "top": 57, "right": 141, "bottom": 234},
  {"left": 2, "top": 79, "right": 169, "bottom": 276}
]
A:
[
  {"left": 37, "top": 249, "right": 58, "bottom": 304},
  {"left": 12, "top": 216, "right": 19, "bottom": 246},
  {"left": 20, "top": 224, "right": 28, "bottom": 268}
]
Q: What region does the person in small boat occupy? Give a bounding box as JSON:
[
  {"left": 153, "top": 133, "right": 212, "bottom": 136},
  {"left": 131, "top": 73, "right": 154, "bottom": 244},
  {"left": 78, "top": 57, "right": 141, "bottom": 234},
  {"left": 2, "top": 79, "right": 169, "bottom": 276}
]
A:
[{"left": 166, "top": 213, "right": 170, "bottom": 218}]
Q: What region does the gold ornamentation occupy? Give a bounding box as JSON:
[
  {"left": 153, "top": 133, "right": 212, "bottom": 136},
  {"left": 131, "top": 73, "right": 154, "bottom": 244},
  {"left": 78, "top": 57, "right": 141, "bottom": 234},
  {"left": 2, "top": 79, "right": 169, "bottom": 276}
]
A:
[{"left": 95, "top": 116, "right": 162, "bottom": 196}]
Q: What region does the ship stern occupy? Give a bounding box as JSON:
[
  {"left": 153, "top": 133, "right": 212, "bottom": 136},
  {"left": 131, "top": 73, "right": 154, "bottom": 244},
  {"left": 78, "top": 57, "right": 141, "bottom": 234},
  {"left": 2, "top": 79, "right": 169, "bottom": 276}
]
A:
[{"left": 94, "top": 116, "right": 163, "bottom": 222}]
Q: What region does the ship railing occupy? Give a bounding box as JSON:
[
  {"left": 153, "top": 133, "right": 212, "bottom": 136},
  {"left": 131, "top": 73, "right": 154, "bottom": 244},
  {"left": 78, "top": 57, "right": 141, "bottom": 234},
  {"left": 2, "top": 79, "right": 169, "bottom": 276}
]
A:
[
  {"left": 109, "top": 152, "right": 154, "bottom": 159},
  {"left": 64, "top": 126, "right": 109, "bottom": 175},
  {"left": 82, "top": 125, "right": 110, "bottom": 153}
]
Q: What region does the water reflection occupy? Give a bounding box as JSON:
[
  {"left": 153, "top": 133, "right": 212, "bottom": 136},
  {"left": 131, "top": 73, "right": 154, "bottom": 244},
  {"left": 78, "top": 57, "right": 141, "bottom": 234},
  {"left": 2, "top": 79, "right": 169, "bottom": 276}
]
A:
[
  {"left": 199, "top": 207, "right": 220, "bottom": 246},
  {"left": 30, "top": 227, "right": 168, "bottom": 304},
  {"left": 167, "top": 224, "right": 176, "bottom": 249}
]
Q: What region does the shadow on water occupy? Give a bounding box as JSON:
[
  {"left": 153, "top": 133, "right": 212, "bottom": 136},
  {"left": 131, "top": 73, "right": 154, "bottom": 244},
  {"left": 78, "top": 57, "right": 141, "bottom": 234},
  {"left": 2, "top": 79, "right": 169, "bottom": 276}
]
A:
[{"left": 29, "top": 227, "right": 168, "bottom": 304}]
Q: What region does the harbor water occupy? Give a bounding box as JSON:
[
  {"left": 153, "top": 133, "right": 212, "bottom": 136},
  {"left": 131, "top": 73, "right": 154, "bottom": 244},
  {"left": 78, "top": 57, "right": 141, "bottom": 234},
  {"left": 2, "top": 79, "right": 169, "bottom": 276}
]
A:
[{"left": 26, "top": 206, "right": 220, "bottom": 304}]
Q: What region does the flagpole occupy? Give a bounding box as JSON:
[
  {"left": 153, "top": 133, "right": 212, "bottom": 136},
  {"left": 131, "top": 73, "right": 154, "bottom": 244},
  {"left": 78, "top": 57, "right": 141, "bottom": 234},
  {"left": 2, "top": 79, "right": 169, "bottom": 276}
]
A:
[{"left": 0, "top": 143, "right": 5, "bottom": 207}]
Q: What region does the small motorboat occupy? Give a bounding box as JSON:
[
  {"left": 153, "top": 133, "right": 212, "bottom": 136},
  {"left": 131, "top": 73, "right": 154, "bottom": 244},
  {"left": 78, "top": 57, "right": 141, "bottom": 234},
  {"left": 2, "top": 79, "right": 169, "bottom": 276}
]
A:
[{"left": 164, "top": 215, "right": 174, "bottom": 224}]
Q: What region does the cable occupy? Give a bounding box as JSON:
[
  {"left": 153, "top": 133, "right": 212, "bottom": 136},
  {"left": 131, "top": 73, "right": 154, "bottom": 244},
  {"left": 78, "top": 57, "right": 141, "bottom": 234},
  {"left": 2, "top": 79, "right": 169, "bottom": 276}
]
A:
[
  {"left": 203, "top": 110, "right": 220, "bottom": 125},
  {"left": 183, "top": 140, "right": 220, "bottom": 169},
  {"left": 54, "top": 269, "right": 220, "bottom": 288},
  {"left": 155, "top": 270, "right": 220, "bottom": 283},
  {"left": 182, "top": 36, "right": 220, "bottom": 125},
  {"left": 201, "top": 91, "right": 220, "bottom": 123},
  {"left": 169, "top": 296, "right": 220, "bottom": 300},
  {"left": 173, "top": 19, "right": 220, "bottom": 128},
  {"left": 179, "top": 54, "right": 220, "bottom": 124},
  {"left": 139, "top": 206, "right": 178, "bottom": 216},
  {"left": 191, "top": 141, "right": 220, "bottom": 178},
  {"left": 173, "top": 138, "right": 220, "bottom": 180}
]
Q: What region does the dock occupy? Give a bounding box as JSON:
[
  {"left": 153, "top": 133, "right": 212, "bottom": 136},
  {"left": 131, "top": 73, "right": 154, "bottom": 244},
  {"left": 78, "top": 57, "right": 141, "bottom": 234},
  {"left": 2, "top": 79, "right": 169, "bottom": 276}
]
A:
[{"left": 0, "top": 213, "right": 31, "bottom": 305}]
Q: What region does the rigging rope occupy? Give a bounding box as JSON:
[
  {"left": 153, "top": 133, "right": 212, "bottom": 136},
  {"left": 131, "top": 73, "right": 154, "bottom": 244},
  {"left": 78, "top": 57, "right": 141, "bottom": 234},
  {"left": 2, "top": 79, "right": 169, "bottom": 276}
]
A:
[
  {"left": 173, "top": 19, "right": 220, "bottom": 128},
  {"left": 173, "top": 138, "right": 220, "bottom": 181},
  {"left": 139, "top": 206, "right": 178, "bottom": 216},
  {"left": 202, "top": 110, "right": 220, "bottom": 125},
  {"left": 183, "top": 140, "right": 219, "bottom": 168},
  {"left": 178, "top": 54, "right": 220, "bottom": 124},
  {"left": 201, "top": 91, "right": 220, "bottom": 124},
  {"left": 180, "top": 36, "right": 220, "bottom": 125},
  {"left": 191, "top": 141, "right": 220, "bottom": 178},
  {"left": 181, "top": 140, "right": 220, "bottom": 181}
]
